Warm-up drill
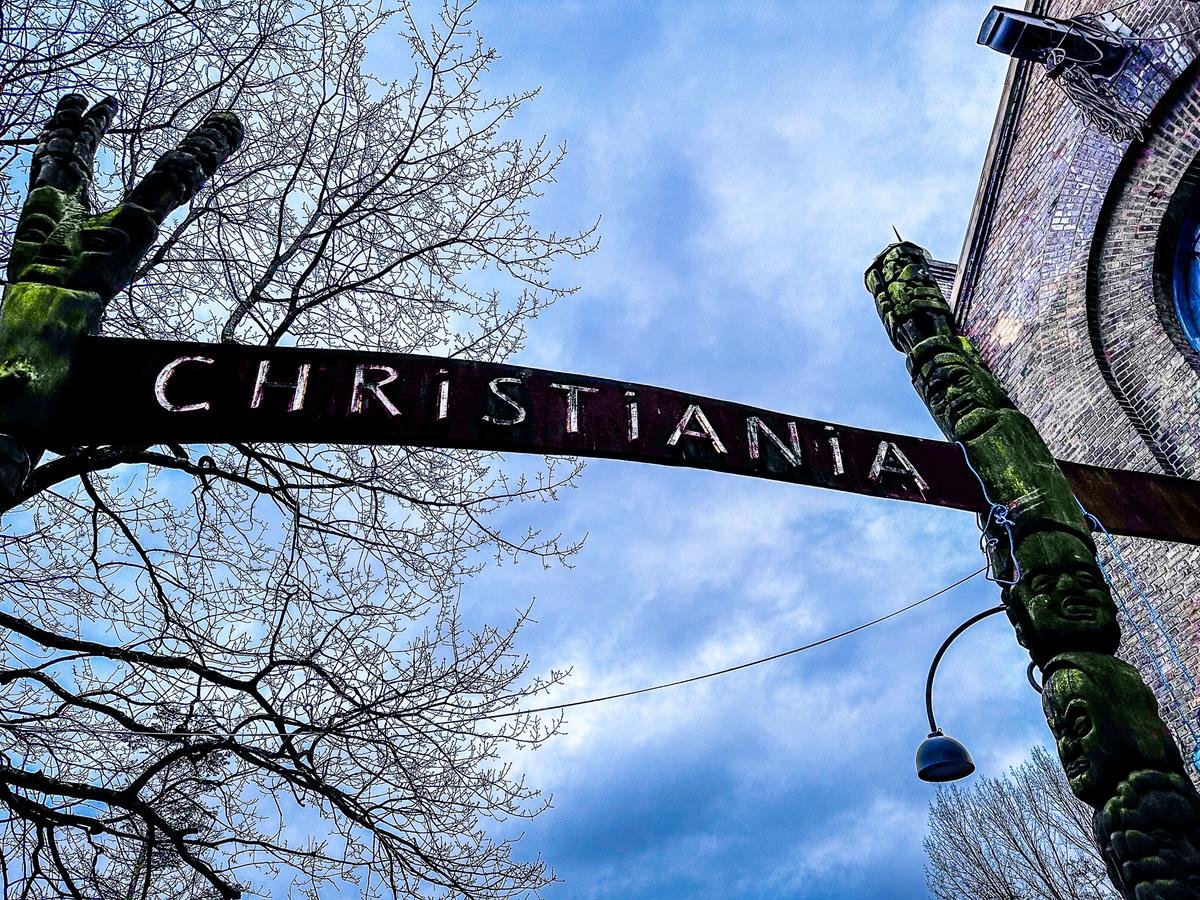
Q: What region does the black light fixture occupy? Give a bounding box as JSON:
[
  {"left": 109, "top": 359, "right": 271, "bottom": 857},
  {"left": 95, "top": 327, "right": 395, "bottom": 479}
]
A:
[
  {"left": 978, "top": 6, "right": 1132, "bottom": 78},
  {"left": 915, "top": 605, "right": 1006, "bottom": 782}
]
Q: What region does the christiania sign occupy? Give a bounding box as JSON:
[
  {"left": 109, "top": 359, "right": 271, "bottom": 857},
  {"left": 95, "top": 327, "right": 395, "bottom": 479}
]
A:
[
  {"left": 46, "top": 336, "right": 1200, "bottom": 546},
  {"left": 11, "top": 91, "right": 1200, "bottom": 900},
  {"left": 7, "top": 93, "right": 1200, "bottom": 900}
]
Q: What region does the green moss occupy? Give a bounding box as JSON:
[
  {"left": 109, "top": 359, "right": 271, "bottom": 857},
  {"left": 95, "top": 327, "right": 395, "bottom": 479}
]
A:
[
  {"left": 0, "top": 358, "right": 37, "bottom": 385},
  {"left": 0, "top": 282, "right": 102, "bottom": 430}
]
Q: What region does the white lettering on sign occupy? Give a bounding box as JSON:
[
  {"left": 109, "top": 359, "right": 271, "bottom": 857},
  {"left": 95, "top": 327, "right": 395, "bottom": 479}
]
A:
[
  {"left": 868, "top": 441, "right": 929, "bottom": 492},
  {"left": 436, "top": 370, "right": 450, "bottom": 420},
  {"left": 146, "top": 358, "right": 938, "bottom": 504},
  {"left": 825, "top": 425, "right": 845, "bottom": 475},
  {"left": 550, "top": 383, "right": 599, "bottom": 433},
  {"left": 667, "top": 404, "right": 727, "bottom": 454},
  {"left": 154, "top": 356, "right": 215, "bottom": 413},
  {"left": 482, "top": 377, "right": 527, "bottom": 425},
  {"left": 251, "top": 360, "right": 311, "bottom": 412},
  {"left": 746, "top": 417, "right": 802, "bottom": 467},
  {"left": 350, "top": 365, "right": 401, "bottom": 417}
]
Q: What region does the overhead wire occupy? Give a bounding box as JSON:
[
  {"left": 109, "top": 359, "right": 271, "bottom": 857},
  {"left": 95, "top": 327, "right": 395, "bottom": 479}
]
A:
[
  {"left": 1070, "top": 2, "right": 1200, "bottom": 47},
  {"left": 483, "top": 565, "right": 988, "bottom": 721},
  {"left": 0, "top": 566, "right": 989, "bottom": 740}
]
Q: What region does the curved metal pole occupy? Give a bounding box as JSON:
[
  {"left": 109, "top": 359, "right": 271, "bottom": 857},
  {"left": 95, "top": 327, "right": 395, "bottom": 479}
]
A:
[{"left": 925, "top": 605, "right": 1006, "bottom": 735}]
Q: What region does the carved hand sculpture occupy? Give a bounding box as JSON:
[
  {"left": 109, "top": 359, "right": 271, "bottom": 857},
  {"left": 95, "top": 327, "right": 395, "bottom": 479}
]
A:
[{"left": 0, "top": 94, "right": 242, "bottom": 493}]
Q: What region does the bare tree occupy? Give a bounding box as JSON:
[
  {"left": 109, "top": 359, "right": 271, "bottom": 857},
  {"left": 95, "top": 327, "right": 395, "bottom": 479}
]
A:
[
  {"left": 0, "top": 0, "right": 596, "bottom": 897},
  {"left": 925, "top": 744, "right": 1119, "bottom": 900}
]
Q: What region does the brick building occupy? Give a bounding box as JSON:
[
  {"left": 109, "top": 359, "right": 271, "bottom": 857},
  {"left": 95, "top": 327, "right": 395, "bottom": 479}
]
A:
[{"left": 951, "top": 1, "right": 1200, "bottom": 756}]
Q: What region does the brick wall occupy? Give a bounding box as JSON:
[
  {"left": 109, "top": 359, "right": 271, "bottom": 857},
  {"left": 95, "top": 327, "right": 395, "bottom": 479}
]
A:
[{"left": 955, "top": 0, "right": 1200, "bottom": 761}]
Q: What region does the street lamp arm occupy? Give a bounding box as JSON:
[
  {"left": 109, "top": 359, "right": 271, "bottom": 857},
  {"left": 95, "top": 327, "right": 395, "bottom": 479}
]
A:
[{"left": 925, "top": 605, "right": 1005, "bottom": 735}]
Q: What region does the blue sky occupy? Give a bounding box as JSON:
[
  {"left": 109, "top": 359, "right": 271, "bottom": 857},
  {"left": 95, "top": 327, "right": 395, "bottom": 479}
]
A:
[{"left": 382, "top": 2, "right": 1050, "bottom": 897}]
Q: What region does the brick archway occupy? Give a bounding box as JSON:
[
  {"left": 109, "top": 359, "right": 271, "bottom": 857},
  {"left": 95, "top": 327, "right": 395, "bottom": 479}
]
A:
[{"left": 1088, "top": 56, "right": 1200, "bottom": 479}]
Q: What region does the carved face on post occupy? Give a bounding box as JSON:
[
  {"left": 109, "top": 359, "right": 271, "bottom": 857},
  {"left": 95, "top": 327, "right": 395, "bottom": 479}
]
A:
[
  {"left": 912, "top": 344, "right": 1010, "bottom": 442},
  {"left": 1005, "top": 530, "right": 1119, "bottom": 664},
  {"left": 863, "top": 242, "right": 955, "bottom": 353},
  {"left": 863, "top": 237, "right": 1200, "bottom": 899},
  {"left": 1042, "top": 652, "right": 1183, "bottom": 806}
]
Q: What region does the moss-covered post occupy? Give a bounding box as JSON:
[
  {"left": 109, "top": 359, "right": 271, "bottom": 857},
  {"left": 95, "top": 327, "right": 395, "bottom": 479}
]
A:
[
  {"left": 866, "top": 241, "right": 1200, "bottom": 898},
  {"left": 0, "top": 94, "right": 242, "bottom": 506}
]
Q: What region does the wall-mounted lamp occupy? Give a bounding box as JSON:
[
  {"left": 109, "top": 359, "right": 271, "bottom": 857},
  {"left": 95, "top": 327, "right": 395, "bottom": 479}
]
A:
[
  {"left": 977, "top": 5, "right": 1145, "bottom": 142},
  {"left": 916, "top": 605, "right": 1006, "bottom": 782},
  {"left": 978, "top": 6, "right": 1131, "bottom": 77}
]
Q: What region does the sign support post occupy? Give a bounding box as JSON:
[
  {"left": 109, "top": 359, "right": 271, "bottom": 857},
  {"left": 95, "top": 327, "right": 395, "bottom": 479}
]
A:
[{"left": 866, "top": 240, "right": 1200, "bottom": 898}]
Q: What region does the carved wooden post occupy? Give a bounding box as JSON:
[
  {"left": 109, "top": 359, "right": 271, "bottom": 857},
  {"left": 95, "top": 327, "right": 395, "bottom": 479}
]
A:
[
  {"left": 0, "top": 94, "right": 242, "bottom": 505},
  {"left": 865, "top": 240, "right": 1200, "bottom": 898}
]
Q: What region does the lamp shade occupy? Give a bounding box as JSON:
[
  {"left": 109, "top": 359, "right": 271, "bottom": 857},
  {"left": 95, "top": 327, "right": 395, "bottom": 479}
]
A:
[{"left": 915, "top": 731, "right": 976, "bottom": 782}]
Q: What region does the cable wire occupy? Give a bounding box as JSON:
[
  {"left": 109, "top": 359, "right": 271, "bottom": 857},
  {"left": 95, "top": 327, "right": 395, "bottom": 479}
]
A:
[
  {"left": 0, "top": 567, "right": 988, "bottom": 739},
  {"left": 1076, "top": 499, "right": 1200, "bottom": 762},
  {"left": 957, "top": 442, "right": 1021, "bottom": 585},
  {"left": 487, "top": 566, "right": 988, "bottom": 720}
]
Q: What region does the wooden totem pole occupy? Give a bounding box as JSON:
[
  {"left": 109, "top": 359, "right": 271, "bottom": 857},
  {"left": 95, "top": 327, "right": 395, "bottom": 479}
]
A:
[
  {"left": 866, "top": 241, "right": 1200, "bottom": 899},
  {"left": 0, "top": 94, "right": 242, "bottom": 505}
]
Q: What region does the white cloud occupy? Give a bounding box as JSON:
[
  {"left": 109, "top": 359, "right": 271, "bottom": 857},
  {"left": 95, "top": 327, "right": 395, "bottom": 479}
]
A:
[{"left": 757, "top": 793, "right": 929, "bottom": 891}]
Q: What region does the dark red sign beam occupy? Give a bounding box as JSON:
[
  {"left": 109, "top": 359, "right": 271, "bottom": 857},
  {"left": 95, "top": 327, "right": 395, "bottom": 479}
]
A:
[{"left": 45, "top": 337, "right": 1200, "bottom": 545}]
